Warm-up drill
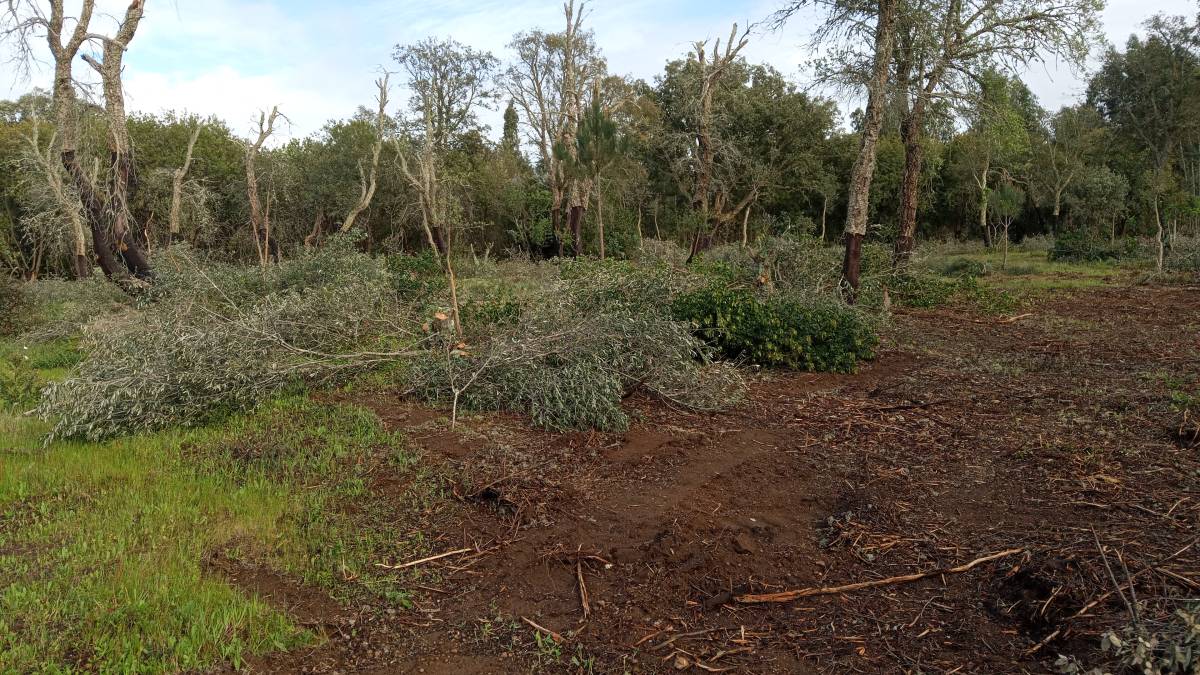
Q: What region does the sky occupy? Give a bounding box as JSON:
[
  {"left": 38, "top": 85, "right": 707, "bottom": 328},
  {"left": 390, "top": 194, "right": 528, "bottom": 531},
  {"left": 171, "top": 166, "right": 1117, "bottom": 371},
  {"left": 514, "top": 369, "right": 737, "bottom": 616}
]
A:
[{"left": 2, "top": 0, "right": 1196, "bottom": 141}]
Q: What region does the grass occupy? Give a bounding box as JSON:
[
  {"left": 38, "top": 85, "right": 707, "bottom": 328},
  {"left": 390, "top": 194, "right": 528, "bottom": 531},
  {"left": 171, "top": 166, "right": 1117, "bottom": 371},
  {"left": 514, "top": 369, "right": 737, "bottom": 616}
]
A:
[
  {"left": 0, "top": 343, "right": 438, "bottom": 673},
  {"left": 928, "top": 249, "right": 1128, "bottom": 291}
]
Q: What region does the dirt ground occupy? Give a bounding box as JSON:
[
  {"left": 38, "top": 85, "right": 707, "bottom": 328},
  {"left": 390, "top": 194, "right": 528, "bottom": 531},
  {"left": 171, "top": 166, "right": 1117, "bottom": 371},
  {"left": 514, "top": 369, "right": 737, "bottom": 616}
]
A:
[{"left": 211, "top": 284, "right": 1200, "bottom": 674}]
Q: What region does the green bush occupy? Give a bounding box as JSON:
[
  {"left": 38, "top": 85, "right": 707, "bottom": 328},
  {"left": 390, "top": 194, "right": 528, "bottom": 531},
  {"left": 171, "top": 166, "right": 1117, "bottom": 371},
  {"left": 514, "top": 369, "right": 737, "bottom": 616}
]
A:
[
  {"left": 0, "top": 360, "right": 39, "bottom": 411},
  {"left": 936, "top": 258, "right": 989, "bottom": 278},
  {"left": 412, "top": 279, "right": 743, "bottom": 432},
  {"left": 672, "top": 287, "right": 877, "bottom": 373},
  {"left": 39, "top": 273, "right": 419, "bottom": 442},
  {"left": 386, "top": 251, "right": 446, "bottom": 300},
  {"left": 0, "top": 277, "right": 29, "bottom": 336},
  {"left": 888, "top": 273, "right": 965, "bottom": 308},
  {"left": 1166, "top": 236, "right": 1200, "bottom": 276},
  {"left": 1049, "top": 231, "right": 1139, "bottom": 262}
]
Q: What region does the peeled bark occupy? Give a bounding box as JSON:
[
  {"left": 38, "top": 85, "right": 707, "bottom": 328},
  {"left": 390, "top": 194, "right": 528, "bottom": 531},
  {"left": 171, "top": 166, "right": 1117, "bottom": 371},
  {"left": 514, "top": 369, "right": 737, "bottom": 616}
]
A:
[
  {"left": 894, "top": 107, "right": 924, "bottom": 267},
  {"left": 841, "top": 0, "right": 898, "bottom": 300},
  {"left": 168, "top": 124, "right": 202, "bottom": 243}
]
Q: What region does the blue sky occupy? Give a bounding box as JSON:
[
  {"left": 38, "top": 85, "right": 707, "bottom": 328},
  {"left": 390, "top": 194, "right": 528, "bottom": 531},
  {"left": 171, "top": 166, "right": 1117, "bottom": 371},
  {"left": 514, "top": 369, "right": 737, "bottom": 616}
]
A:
[{"left": 3, "top": 0, "right": 1195, "bottom": 140}]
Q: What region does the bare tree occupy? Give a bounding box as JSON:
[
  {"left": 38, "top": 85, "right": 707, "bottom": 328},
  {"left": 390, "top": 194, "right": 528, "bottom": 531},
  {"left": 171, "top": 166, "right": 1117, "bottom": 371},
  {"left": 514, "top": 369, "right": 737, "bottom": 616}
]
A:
[
  {"left": 505, "top": 0, "right": 605, "bottom": 256},
  {"left": 394, "top": 38, "right": 498, "bottom": 258},
  {"left": 2, "top": 0, "right": 154, "bottom": 280},
  {"left": 682, "top": 24, "right": 761, "bottom": 260},
  {"left": 21, "top": 121, "right": 89, "bottom": 277},
  {"left": 245, "top": 107, "right": 283, "bottom": 266},
  {"left": 168, "top": 123, "right": 202, "bottom": 243},
  {"left": 340, "top": 74, "right": 391, "bottom": 234}
]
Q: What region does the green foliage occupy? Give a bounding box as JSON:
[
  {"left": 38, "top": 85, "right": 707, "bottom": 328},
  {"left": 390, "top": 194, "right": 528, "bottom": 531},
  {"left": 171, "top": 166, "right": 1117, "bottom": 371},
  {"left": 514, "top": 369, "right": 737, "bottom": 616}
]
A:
[
  {"left": 1049, "top": 230, "right": 1140, "bottom": 262},
  {"left": 39, "top": 251, "right": 420, "bottom": 441},
  {"left": 0, "top": 276, "right": 29, "bottom": 336},
  {"left": 937, "top": 258, "right": 990, "bottom": 278},
  {"left": 386, "top": 250, "right": 447, "bottom": 300},
  {"left": 1095, "top": 605, "right": 1200, "bottom": 675},
  {"left": 413, "top": 272, "right": 743, "bottom": 432},
  {"left": 672, "top": 287, "right": 877, "bottom": 373}
]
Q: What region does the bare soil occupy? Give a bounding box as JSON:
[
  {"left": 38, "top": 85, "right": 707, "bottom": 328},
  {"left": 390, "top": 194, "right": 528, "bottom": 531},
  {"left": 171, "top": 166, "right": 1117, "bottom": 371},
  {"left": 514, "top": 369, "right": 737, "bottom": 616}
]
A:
[{"left": 212, "top": 284, "right": 1200, "bottom": 674}]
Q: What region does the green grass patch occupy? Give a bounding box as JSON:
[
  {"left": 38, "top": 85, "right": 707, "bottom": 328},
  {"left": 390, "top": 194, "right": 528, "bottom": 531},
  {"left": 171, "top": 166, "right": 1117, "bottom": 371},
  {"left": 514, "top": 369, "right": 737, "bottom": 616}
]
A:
[{"left": 0, "top": 395, "right": 437, "bottom": 672}]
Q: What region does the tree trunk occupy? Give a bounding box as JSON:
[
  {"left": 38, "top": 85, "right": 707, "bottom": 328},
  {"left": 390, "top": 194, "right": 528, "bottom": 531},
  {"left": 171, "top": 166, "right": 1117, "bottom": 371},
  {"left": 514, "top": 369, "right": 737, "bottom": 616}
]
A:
[
  {"left": 820, "top": 195, "right": 827, "bottom": 241},
  {"left": 842, "top": 232, "right": 864, "bottom": 299},
  {"left": 894, "top": 104, "right": 925, "bottom": 268},
  {"left": 597, "top": 191, "right": 605, "bottom": 260},
  {"left": 741, "top": 205, "right": 751, "bottom": 247},
  {"left": 1002, "top": 222, "right": 1010, "bottom": 270},
  {"left": 976, "top": 157, "right": 990, "bottom": 248},
  {"left": 635, "top": 205, "right": 643, "bottom": 247},
  {"left": 1154, "top": 196, "right": 1164, "bottom": 273},
  {"left": 568, "top": 204, "right": 584, "bottom": 257},
  {"left": 841, "top": 0, "right": 898, "bottom": 300}
]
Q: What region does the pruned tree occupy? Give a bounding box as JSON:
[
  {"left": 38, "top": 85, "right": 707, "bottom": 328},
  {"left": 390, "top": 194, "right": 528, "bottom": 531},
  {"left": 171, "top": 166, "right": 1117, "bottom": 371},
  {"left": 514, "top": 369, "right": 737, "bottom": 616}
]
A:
[
  {"left": 776, "top": 0, "right": 901, "bottom": 299},
  {"left": 504, "top": 0, "right": 605, "bottom": 256},
  {"left": 245, "top": 106, "right": 284, "bottom": 266},
  {"left": 2, "top": 0, "right": 154, "bottom": 281},
  {"left": 682, "top": 23, "right": 757, "bottom": 259},
  {"left": 555, "top": 94, "right": 628, "bottom": 258},
  {"left": 168, "top": 123, "right": 202, "bottom": 243},
  {"left": 340, "top": 74, "right": 390, "bottom": 234},
  {"left": 19, "top": 119, "right": 88, "bottom": 277},
  {"left": 394, "top": 37, "right": 498, "bottom": 258}
]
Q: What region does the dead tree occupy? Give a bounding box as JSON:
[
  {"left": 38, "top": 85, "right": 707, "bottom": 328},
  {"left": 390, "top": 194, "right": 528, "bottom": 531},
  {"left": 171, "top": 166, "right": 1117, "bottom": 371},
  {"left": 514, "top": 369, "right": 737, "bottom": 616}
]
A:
[
  {"left": 23, "top": 123, "right": 89, "bottom": 277},
  {"left": 340, "top": 74, "right": 390, "bottom": 234},
  {"left": 3, "top": 0, "right": 154, "bottom": 281},
  {"left": 680, "top": 24, "right": 763, "bottom": 260},
  {"left": 245, "top": 107, "right": 283, "bottom": 265},
  {"left": 168, "top": 123, "right": 202, "bottom": 243}
]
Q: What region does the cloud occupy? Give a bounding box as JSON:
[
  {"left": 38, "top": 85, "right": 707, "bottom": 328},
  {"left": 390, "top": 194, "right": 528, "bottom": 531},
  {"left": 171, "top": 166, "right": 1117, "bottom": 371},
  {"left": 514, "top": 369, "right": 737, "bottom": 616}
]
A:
[{"left": 3, "top": 0, "right": 1197, "bottom": 138}]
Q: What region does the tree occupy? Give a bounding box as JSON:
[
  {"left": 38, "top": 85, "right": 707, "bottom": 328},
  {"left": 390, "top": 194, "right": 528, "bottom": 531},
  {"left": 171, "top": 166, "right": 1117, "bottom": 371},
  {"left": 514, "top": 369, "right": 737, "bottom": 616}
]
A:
[
  {"left": 245, "top": 107, "right": 284, "bottom": 266},
  {"left": 340, "top": 74, "right": 390, "bottom": 234},
  {"left": 889, "top": 0, "right": 1102, "bottom": 266},
  {"left": 683, "top": 24, "right": 752, "bottom": 259},
  {"left": 394, "top": 37, "right": 498, "bottom": 258},
  {"left": 556, "top": 95, "right": 628, "bottom": 258},
  {"left": 1089, "top": 15, "right": 1200, "bottom": 270},
  {"left": 776, "top": 0, "right": 901, "bottom": 299},
  {"left": 958, "top": 71, "right": 1035, "bottom": 247},
  {"left": 989, "top": 178, "right": 1023, "bottom": 268},
  {"left": 504, "top": 0, "right": 605, "bottom": 256},
  {"left": 1030, "top": 105, "right": 1105, "bottom": 230},
  {"left": 2, "top": 0, "right": 154, "bottom": 281}
]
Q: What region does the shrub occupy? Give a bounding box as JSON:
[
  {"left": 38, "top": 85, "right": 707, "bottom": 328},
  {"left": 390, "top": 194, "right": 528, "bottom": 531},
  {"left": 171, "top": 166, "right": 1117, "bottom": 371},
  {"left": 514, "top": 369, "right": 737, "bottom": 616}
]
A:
[
  {"left": 0, "top": 360, "right": 39, "bottom": 411},
  {"left": 630, "top": 238, "right": 690, "bottom": 269},
  {"left": 0, "top": 277, "right": 29, "bottom": 336},
  {"left": 558, "top": 257, "right": 684, "bottom": 315},
  {"left": 412, "top": 280, "right": 743, "bottom": 432},
  {"left": 1049, "top": 231, "right": 1140, "bottom": 262},
  {"left": 1016, "top": 234, "right": 1055, "bottom": 253},
  {"left": 386, "top": 250, "right": 447, "bottom": 301},
  {"left": 936, "top": 258, "right": 989, "bottom": 278},
  {"left": 39, "top": 273, "right": 420, "bottom": 441},
  {"left": 1165, "top": 236, "right": 1200, "bottom": 276},
  {"left": 672, "top": 287, "right": 877, "bottom": 373}
]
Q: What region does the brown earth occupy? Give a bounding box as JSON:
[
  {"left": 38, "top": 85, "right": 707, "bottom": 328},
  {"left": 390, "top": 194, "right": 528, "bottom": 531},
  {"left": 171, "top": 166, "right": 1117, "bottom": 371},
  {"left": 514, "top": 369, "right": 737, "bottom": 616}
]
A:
[{"left": 211, "top": 284, "right": 1200, "bottom": 674}]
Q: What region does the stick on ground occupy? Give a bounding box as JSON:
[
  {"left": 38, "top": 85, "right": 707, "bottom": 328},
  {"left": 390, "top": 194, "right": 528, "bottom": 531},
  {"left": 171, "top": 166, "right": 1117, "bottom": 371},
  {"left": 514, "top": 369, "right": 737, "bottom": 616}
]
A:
[
  {"left": 734, "top": 548, "right": 1024, "bottom": 604},
  {"left": 375, "top": 548, "right": 472, "bottom": 570}
]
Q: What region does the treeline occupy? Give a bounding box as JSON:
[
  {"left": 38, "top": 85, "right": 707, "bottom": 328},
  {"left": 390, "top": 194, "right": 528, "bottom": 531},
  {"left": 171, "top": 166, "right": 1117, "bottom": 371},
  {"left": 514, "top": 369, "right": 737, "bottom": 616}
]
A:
[{"left": 1, "top": 2, "right": 1198, "bottom": 281}]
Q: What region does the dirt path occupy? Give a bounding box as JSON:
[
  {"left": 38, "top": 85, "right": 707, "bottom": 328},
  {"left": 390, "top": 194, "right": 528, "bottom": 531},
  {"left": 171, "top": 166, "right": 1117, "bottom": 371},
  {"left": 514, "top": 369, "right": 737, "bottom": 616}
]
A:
[{"left": 216, "top": 285, "right": 1200, "bottom": 674}]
